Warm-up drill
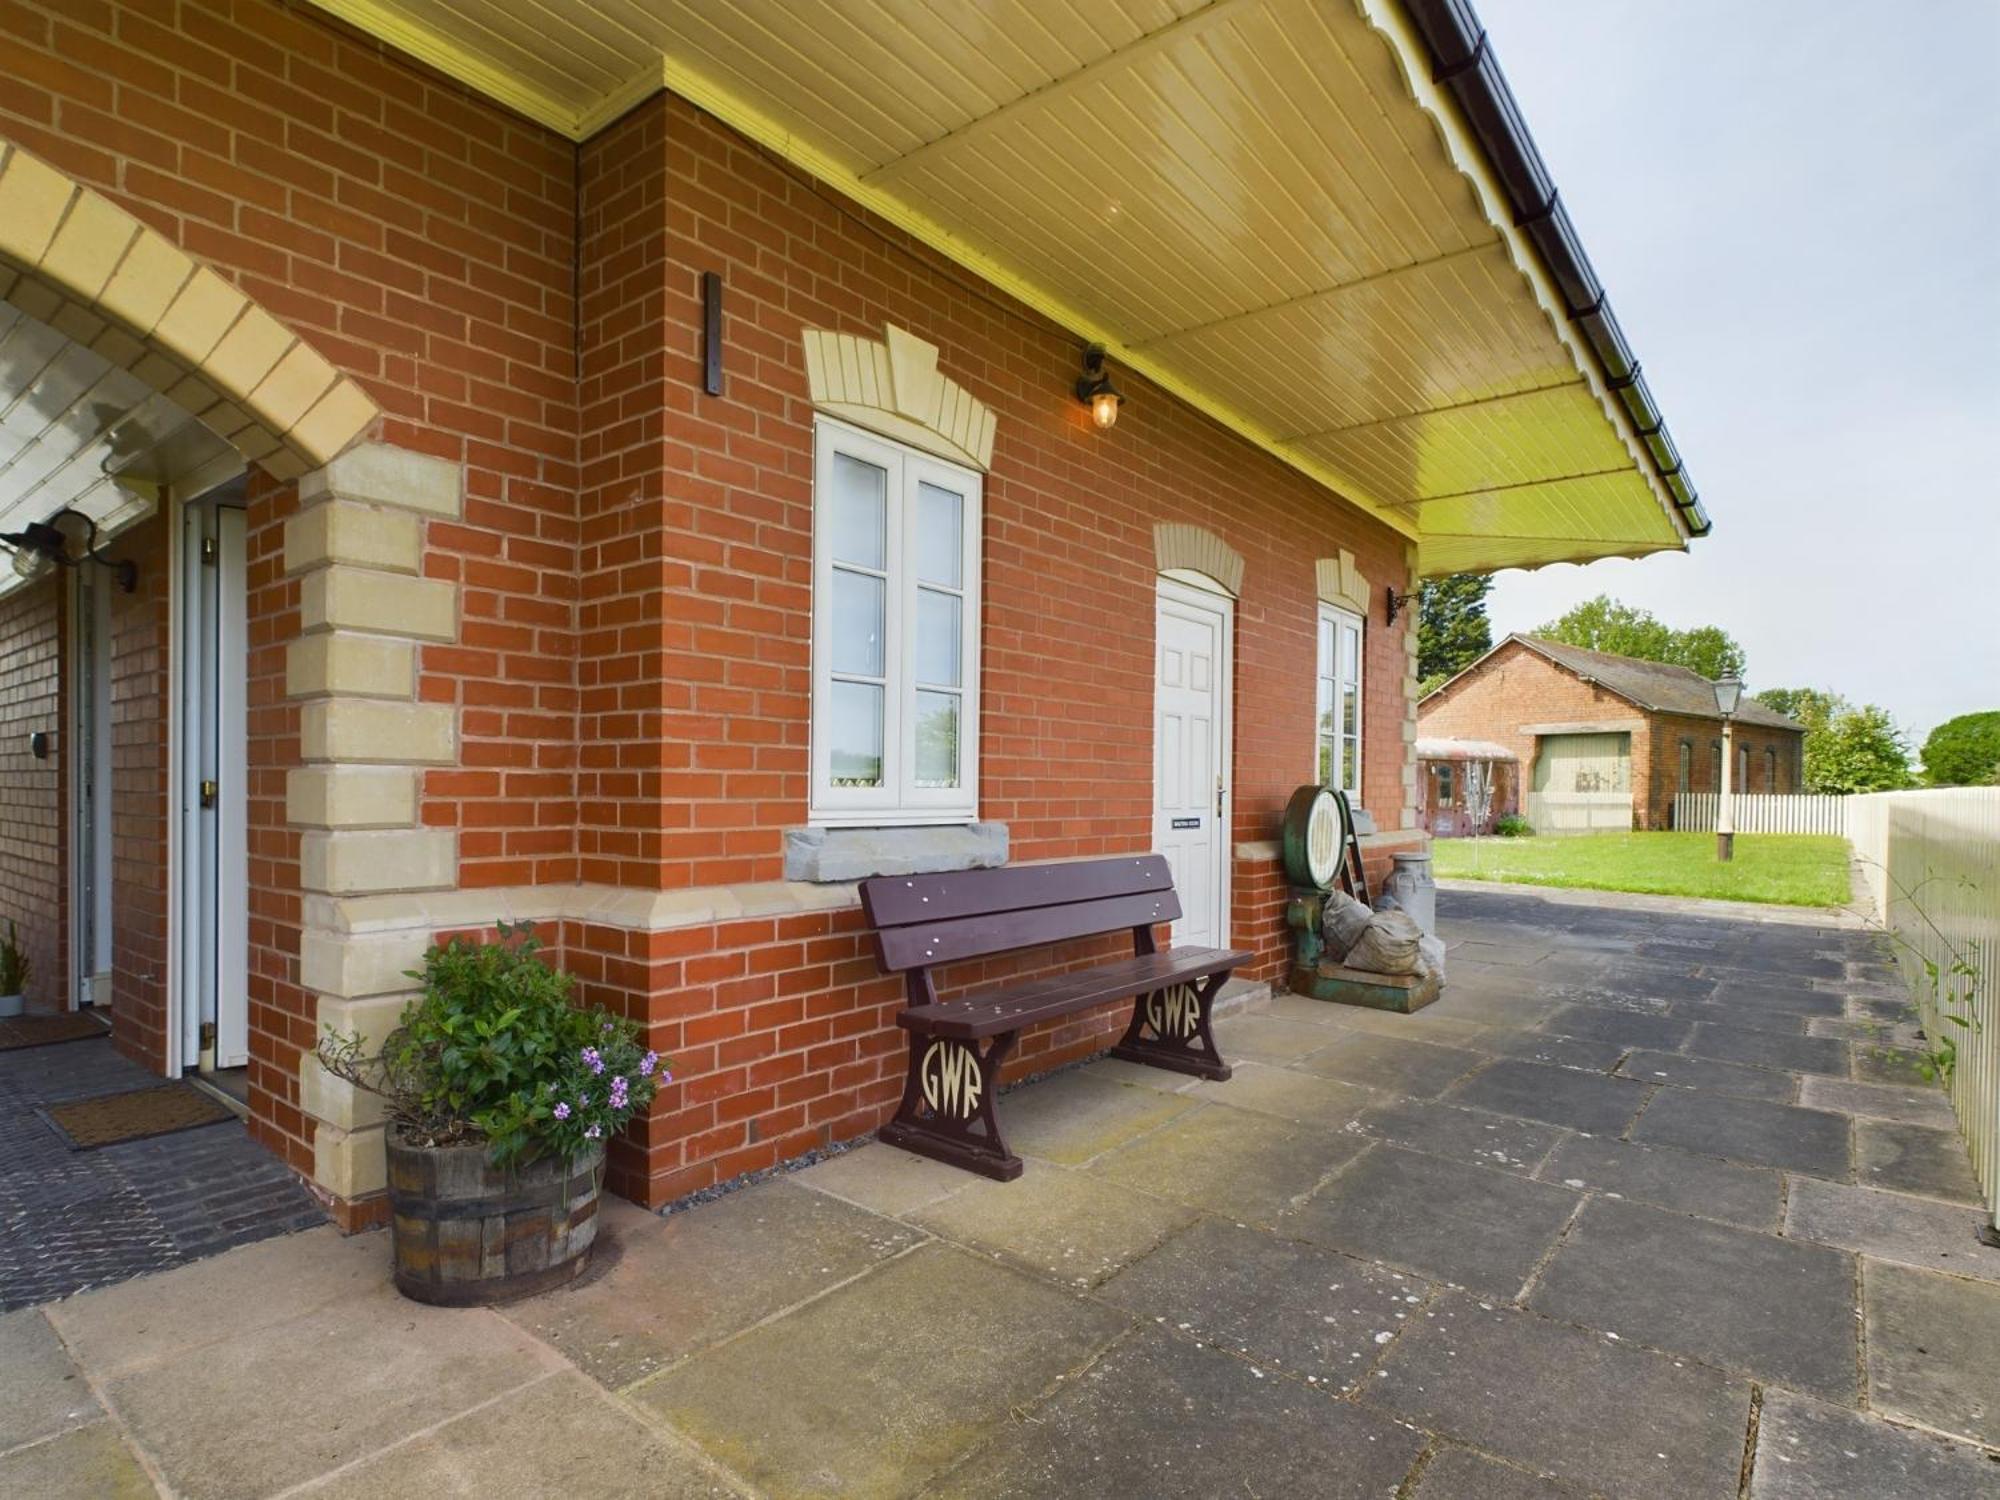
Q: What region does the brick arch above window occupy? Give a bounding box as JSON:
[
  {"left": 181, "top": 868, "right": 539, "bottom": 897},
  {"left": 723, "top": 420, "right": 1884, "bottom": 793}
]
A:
[
  {"left": 802, "top": 322, "right": 997, "bottom": 472},
  {"left": 1316, "top": 550, "right": 1368, "bottom": 616},
  {"left": 0, "top": 141, "right": 378, "bottom": 481},
  {"left": 1154, "top": 522, "right": 1243, "bottom": 597}
]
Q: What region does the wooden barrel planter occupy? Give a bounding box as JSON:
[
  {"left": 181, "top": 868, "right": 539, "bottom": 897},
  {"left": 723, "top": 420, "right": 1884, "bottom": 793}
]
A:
[{"left": 384, "top": 1130, "right": 605, "bottom": 1306}]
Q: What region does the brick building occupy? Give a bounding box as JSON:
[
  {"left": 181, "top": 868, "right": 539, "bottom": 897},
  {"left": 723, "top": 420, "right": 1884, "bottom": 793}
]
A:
[
  {"left": 0, "top": 0, "right": 1706, "bottom": 1226},
  {"left": 1419, "top": 636, "right": 1804, "bottom": 833}
]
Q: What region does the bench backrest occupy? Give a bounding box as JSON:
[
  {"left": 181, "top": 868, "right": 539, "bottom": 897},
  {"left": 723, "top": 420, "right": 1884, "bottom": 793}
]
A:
[{"left": 860, "top": 855, "right": 1181, "bottom": 973}]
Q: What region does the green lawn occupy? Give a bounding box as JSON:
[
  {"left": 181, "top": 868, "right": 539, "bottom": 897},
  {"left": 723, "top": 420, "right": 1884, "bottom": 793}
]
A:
[{"left": 1432, "top": 832, "right": 1852, "bottom": 908}]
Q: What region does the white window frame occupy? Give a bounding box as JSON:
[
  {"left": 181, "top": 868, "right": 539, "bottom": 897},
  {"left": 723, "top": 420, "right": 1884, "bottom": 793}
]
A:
[
  {"left": 1314, "top": 602, "right": 1364, "bottom": 797},
  {"left": 810, "top": 415, "right": 982, "bottom": 827}
]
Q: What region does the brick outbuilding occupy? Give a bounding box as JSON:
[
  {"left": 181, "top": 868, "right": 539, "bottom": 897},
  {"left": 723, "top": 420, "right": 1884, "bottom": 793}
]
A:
[
  {"left": 1419, "top": 636, "right": 1805, "bottom": 833},
  {"left": 0, "top": 0, "right": 1707, "bottom": 1227}
]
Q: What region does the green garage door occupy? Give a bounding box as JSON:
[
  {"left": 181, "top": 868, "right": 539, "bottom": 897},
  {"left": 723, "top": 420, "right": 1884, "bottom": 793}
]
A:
[{"left": 1530, "top": 732, "right": 1633, "bottom": 833}]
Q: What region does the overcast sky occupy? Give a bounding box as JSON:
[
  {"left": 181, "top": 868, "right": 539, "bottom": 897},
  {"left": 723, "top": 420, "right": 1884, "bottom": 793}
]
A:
[{"left": 1474, "top": 0, "right": 1999, "bottom": 745}]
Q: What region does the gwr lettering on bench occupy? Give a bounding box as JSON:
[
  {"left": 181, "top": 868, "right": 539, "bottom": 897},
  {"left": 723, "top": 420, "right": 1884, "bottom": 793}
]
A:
[{"left": 860, "top": 855, "right": 1248, "bottom": 1181}]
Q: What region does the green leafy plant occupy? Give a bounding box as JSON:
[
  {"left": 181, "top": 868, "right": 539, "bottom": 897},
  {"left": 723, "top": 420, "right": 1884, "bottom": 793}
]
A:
[
  {"left": 318, "top": 921, "right": 670, "bottom": 1167},
  {"left": 0, "top": 921, "right": 29, "bottom": 996},
  {"left": 1493, "top": 814, "right": 1533, "bottom": 838}
]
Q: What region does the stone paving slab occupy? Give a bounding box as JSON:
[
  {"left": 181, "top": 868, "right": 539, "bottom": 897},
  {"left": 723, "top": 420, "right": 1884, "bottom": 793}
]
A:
[
  {"left": 632, "top": 1242, "right": 1130, "bottom": 1499},
  {"left": 1616, "top": 1048, "right": 1796, "bottom": 1102},
  {"left": 1669, "top": 998, "right": 1812, "bottom": 1036},
  {"left": 1443, "top": 1057, "right": 1650, "bottom": 1134},
  {"left": 499, "top": 1181, "right": 922, "bottom": 1390},
  {"left": 925, "top": 1328, "right": 1428, "bottom": 1500},
  {"left": 1367, "top": 1295, "right": 1752, "bottom": 1497},
  {"left": 1099, "top": 1217, "right": 1431, "bottom": 1390},
  {"left": 910, "top": 1161, "right": 1195, "bottom": 1288},
  {"left": 1353, "top": 1096, "right": 1563, "bottom": 1174},
  {"left": 1535, "top": 1133, "right": 1784, "bottom": 1231},
  {"left": 1411, "top": 1444, "right": 1583, "bottom": 1498},
  {"left": 1855, "top": 1119, "right": 1986, "bottom": 1204},
  {"left": 0, "top": 1419, "right": 152, "bottom": 1499},
  {"left": 1799, "top": 1075, "right": 1959, "bottom": 1128},
  {"left": 1088, "top": 1102, "right": 1367, "bottom": 1222},
  {"left": 1630, "top": 1088, "right": 1852, "bottom": 1177},
  {"left": 0, "top": 1308, "right": 99, "bottom": 1450},
  {"left": 1293, "top": 1031, "right": 1487, "bottom": 1097},
  {"left": 792, "top": 1140, "right": 973, "bottom": 1216},
  {"left": 1784, "top": 1178, "right": 2000, "bottom": 1283},
  {"left": 1283, "top": 1144, "right": 1580, "bottom": 1298},
  {"left": 1543, "top": 1004, "right": 1692, "bottom": 1051},
  {"left": 1749, "top": 1389, "right": 2000, "bottom": 1500},
  {"left": 1185, "top": 1057, "right": 1380, "bottom": 1126},
  {"left": 1863, "top": 1261, "right": 2000, "bottom": 1448},
  {"left": 1209, "top": 1011, "right": 1342, "bottom": 1062},
  {"left": 1529, "top": 1197, "right": 1859, "bottom": 1399},
  {"left": 103, "top": 1282, "right": 566, "bottom": 1499},
  {"left": 305, "top": 1370, "right": 740, "bottom": 1499},
  {"left": 1684, "top": 1023, "right": 1851, "bottom": 1077},
  {"left": 1000, "top": 1070, "right": 1200, "bottom": 1164},
  {"left": 1704, "top": 982, "right": 1846, "bottom": 1016},
  {"left": 1483, "top": 1031, "right": 1629, "bottom": 1072}
]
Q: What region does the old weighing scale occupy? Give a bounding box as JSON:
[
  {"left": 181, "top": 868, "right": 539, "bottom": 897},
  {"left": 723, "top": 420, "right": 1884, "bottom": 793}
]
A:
[{"left": 1280, "top": 784, "right": 1441, "bottom": 1014}]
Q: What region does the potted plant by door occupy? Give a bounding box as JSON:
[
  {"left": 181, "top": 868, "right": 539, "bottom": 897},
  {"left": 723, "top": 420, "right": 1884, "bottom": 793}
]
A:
[
  {"left": 317, "top": 921, "right": 670, "bottom": 1306},
  {"left": 0, "top": 921, "right": 29, "bottom": 1018}
]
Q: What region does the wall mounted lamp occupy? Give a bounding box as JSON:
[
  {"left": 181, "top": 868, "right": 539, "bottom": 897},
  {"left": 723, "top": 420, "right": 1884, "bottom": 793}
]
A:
[
  {"left": 1384, "top": 587, "right": 1416, "bottom": 625},
  {"left": 1074, "top": 343, "right": 1123, "bottom": 430},
  {"left": 0, "top": 509, "right": 137, "bottom": 593}
]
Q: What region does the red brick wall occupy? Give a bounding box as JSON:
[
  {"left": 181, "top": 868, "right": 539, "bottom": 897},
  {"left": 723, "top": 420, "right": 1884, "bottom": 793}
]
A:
[
  {"left": 626, "top": 95, "right": 1413, "bottom": 893},
  {"left": 0, "top": 0, "right": 583, "bottom": 892},
  {"left": 0, "top": 577, "right": 65, "bottom": 1010},
  {"left": 560, "top": 97, "right": 1417, "bottom": 1204},
  {"left": 107, "top": 509, "right": 171, "bottom": 1069},
  {"left": 1420, "top": 641, "right": 1802, "bottom": 830}
]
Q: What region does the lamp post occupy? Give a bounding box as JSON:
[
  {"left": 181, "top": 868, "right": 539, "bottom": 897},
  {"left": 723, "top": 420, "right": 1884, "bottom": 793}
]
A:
[{"left": 1713, "top": 675, "right": 1743, "bottom": 861}]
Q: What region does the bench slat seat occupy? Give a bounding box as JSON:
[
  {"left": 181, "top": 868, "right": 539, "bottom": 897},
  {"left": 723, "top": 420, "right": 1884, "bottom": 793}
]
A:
[
  {"left": 859, "top": 854, "right": 1247, "bottom": 1181},
  {"left": 897, "top": 946, "right": 1251, "bottom": 1039}
]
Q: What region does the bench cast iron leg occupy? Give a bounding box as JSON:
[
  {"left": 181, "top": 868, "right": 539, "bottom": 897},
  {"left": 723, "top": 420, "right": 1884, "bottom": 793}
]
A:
[
  {"left": 1110, "top": 971, "right": 1233, "bottom": 1081},
  {"left": 878, "top": 1030, "right": 1023, "bottom": 1181}
]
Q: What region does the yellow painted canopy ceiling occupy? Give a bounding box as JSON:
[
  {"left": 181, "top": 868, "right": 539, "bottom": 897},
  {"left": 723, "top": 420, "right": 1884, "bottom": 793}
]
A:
[{"left": 312, "top": 0, "right": 1702, "bottom": 575}]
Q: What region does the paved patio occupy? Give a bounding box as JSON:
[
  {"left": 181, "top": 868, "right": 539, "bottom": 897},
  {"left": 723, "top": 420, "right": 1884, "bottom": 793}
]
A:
[
  {"left": 6, "top": 885, "right": 2000, "bottom": 1498},
  {"left": 0, "top": 1037, "right": 324, "bottom": 1312}
]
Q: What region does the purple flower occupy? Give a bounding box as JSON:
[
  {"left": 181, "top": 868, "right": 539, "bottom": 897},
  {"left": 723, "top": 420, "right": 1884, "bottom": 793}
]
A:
[
  {"left": 639, "top": 1050, "right": 659, "bottom": 1077},
  {"left": 601, "top": 1021, "right": 614, "bottom": 1032},
  {"left": 661, "top": 1070, "right": 673, "bottom": 1085},
  {"left": 584, "top": 1124, "right": 602, "bottom": 1140},
  {"left": 577, "top": 1094, "right": 589, "bottom": 1108},
  {"left": 580, "top": 1045, "right": 606, "bottom": 1076},
  {"left": 552, "top": 1102, "right": 571, "bottom": 1121}
]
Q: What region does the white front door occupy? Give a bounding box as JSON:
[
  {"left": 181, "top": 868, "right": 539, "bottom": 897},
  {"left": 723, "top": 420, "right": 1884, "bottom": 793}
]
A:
[
  {"left": 1154, "top": 577, "right": 1231, "bottom": 948},
  {"left": 178, "top": 492, "right": 249, "bottom": 1071},
  {"left": 70, "top": 567, "right": 113, "bottom": 1007}
]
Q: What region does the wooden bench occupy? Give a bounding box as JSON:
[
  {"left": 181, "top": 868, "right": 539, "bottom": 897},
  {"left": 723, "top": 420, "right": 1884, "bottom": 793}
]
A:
[{"left": 859, "top": 854, "right": 1250, "bottom": 1181}]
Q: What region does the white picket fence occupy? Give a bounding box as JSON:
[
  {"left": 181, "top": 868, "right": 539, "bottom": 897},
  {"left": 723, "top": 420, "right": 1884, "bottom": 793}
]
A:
[
  {"left": 1847, "top": 789, "right": 2000, "bottom": 1228},
  {"left": 1672, "top": 792, "right": 1849, "bottom": 836}
]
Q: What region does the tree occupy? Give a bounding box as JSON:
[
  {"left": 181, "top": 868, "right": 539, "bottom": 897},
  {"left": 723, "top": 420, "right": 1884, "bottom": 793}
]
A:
[
  {"left": 1756, "top": 687, "right": 1914, "bottom": 793},
  {"left": 1812, "top": 704, "right": 1916, "bottom": 793},
  {"left": 1417, "top": 573, "right": 1493, "bottom": 691},
  {"left": 1536, "top": 594, "right": 1746, "bottom": 681},
  {"left": 1920, "top": 711, "right": 2000, "bottom": 786}
]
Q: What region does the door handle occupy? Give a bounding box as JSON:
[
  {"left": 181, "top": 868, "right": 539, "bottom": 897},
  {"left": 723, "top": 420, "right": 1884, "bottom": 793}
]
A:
[
  {"left": 1215, "top": 776, "right": 1225, "bottom": 818},
  {"left": 200, "top": 779, "right": 218, "bottom": 809}
]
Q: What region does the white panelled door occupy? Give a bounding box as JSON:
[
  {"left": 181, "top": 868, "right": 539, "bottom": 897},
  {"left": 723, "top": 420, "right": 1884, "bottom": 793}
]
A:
[{"left": 1154, "top": 578, "right": 1231, "bottom": 949}]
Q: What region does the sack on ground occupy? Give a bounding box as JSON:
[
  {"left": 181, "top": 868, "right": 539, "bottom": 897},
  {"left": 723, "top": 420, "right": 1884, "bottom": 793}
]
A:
[
  {"left": 1320, "top": 889, "right": 1374, "bottom": 961},
  {"left": 1417, "top": 933, "right": 1447, "bottom": 984},
  {"left": 1345, "top": 910, "right": 1425, "bottom": 976}
]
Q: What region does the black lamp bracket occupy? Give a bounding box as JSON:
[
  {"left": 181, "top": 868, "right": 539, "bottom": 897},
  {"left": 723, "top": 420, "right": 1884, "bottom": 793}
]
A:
[
  {"left": 0, "top": 509, "right": 137, "bottom": 593},
  {"left": 1385, "top": 587, "right": 1417, "bottom": 625}
]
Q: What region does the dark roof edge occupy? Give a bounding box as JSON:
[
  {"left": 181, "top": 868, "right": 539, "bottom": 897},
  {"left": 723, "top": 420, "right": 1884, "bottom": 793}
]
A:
[{"left": 1397, "top": 0, "right": 1710, "bottom": 540}]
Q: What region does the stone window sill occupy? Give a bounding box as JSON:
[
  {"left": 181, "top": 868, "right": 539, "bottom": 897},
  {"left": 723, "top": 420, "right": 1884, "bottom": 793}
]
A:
[{"left": 783, "top": 822, "right": 1009, "bottom": 884}]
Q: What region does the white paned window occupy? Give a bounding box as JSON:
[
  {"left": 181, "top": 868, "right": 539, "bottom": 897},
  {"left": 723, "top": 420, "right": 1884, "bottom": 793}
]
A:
[
  {"left": 1315, "top": 603, "right": 1363, "bottom": 797},
  {"left": 811, "top": 417, "right": 981, "bottom": 825}
]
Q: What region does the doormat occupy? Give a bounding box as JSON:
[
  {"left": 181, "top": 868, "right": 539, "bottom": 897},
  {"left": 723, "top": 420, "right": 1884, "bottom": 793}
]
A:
[
  {"left": 45, "top": 1084, "right": 236, "bottom": 1150},
  {"left": 0, "top": 1013, "right": 109, "bottom": 1051}
]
